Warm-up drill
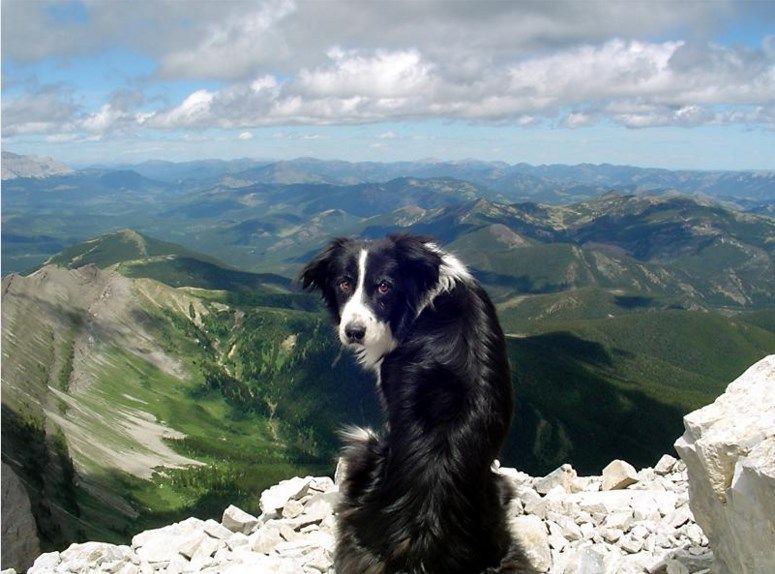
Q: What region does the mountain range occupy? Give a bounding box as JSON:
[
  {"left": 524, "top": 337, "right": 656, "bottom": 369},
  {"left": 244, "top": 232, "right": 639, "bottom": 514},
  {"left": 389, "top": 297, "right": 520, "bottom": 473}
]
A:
[{"left": 1, "top": 150, "right": 773, "bottom": 556}]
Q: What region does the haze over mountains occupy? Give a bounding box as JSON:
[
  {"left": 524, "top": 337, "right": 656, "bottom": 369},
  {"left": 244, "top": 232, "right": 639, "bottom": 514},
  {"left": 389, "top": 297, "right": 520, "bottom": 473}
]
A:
[
  {"left": 3, "top": 151, "right": 774, "bottom": 275},
  {"left": 1, "top": 150, "right": 773, "bottom": 558}
]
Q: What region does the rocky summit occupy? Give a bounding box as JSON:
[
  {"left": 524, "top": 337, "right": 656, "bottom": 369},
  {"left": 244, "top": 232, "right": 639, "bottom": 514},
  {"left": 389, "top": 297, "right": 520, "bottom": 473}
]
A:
[
  {"left": 14, "top": 354, "right": 774, "bottom": 574},
  {"left": 16, "top": 457, "right": 705, "bottom": 574}
]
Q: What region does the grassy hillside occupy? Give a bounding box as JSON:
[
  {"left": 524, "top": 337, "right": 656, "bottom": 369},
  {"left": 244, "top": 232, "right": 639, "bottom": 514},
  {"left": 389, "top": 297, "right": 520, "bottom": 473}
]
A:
[
  {"left": 500, "top": 307, "right": 774, "bottom": 474},
  {"left": 1, "top": 265, "right": 378, "bottom": 550},
  {"left": 44, "top": 229, "right": 220, "bottom": 270}
]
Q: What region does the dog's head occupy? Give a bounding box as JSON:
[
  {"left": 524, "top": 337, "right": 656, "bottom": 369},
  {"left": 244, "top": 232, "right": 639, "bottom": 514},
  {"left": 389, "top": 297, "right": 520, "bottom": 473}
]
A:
[{"left": 300, "top": 234, "right": 466, "bottom": 368}]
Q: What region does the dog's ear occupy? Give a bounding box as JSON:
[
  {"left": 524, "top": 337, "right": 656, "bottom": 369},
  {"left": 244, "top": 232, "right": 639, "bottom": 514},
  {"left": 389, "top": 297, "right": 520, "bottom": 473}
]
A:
[
  {"left": 298, "top": 237, "right": 351, "bottom": 292},
  {"left": 390, "top": 234, "right": 442, "bottom": 302}
]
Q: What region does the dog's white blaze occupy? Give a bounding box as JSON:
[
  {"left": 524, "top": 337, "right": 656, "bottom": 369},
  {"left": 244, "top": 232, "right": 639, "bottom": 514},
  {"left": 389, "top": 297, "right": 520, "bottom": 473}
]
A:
[
  {"left": 339, "top": 248, "right": 397, "bottom": 371},
  {"left": 415, "top": 243, "right": 474, "bottom": 316}
]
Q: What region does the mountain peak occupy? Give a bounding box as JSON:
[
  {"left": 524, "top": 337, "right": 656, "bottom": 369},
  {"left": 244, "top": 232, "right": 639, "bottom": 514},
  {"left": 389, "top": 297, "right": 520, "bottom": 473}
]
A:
[{"left": 1, "top": 151, "right": 74, "bottom": 180}]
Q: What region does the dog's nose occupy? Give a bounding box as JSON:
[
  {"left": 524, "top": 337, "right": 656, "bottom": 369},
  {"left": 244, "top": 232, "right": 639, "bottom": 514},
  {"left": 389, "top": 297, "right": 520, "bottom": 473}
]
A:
[{"left": 345, "top": 322, "right": 366, "bottom": 342}]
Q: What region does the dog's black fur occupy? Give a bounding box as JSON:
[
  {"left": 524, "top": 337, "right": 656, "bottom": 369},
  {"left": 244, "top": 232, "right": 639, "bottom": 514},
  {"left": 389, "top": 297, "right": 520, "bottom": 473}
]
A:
[{"left": 300, "top": 235, "right": 532, "bottom": 574}]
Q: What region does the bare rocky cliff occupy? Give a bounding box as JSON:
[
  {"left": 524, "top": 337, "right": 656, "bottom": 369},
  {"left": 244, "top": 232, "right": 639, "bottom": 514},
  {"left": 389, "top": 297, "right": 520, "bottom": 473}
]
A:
[
  {"left": 1, "top": 463, "right": 41, "bottom": 572},
  {"left": 1, "top": 151, "right": 74, "bottom": 180},
  {"left": 675, "top": 354, "right": 775, "bottom": 573}
]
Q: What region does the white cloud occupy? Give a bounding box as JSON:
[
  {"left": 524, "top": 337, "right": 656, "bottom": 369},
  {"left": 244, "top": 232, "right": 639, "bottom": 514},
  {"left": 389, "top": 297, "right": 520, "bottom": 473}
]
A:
[
  {"left": 564, "top": 112, "right": 594, "bottom": 128},
  {"left": 238, "top": 131, "right": 253, "bottom": 140},
  {"left": 129, "top": 40, "right": 770, "bottom": 130},
  {"left": 2, "top": 1, "right": 736, "bottom": 76},
  {"left": 378, "top": 131, "right": 399, "bottom": 139},
  {"left": 147, "top": 90, "right": 214, "bottom": 128},
  {"left": 158, "top": 1, "right": 297, "bottom": 79},
  {"left": 297, "top": 48, "right": 434, "bottom": 98},
  {"left": 3, "top": 3, "right": 773, "bottom": 137}
]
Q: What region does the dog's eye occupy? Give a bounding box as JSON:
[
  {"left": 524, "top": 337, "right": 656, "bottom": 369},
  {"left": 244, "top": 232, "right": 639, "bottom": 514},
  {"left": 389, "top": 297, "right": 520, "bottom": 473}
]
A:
[
  {"left": 378, "top": 281, "right": 391, "bottom": 294},
  {"left": 338, "top": 279, "right": 353, "bottom": 294}
]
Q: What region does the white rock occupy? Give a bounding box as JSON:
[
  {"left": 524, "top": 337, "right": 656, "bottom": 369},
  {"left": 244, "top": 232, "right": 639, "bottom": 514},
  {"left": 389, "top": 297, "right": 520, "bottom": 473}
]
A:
[
  {"left": 59, "top": 542, "right": 132, "bottom": 571},
  {"left": 620, "top": 536, "right": 644, "bottom": 554},
  {"left": 260, "top": 477, "right": 313, "bottom": 517},
  {"left": 165, "top": 554, "right": 189, "bottom": 574},
  {"left": 282, "top": 499, "right": 305, "bottom": 519},
  {"left": 674, "top": 355, "right": 775, "bottom": 574},
  {"left": 511, "top": 515, "right": 551, "bottom": 572},
  {"left": 177, "top": 532, "right": 208, "bottom": 560},
  {"left": 250, "top": 525, "right": 284, "bottom": 554},
  {"left": 191, "top": 535, "right": 219, "bottom": 562},
  {"left": 685, "top": 523, "right": 705, "bottom": 546},
  {"left": 548, "top": 513, "right": 583, "bottom": 541},
  {"left": 520, "top": 488, "right": 547, "bottom": 520},
  {"left": 497, "top": 466, "right": 533, "bottom": 485},
  {"left": 309, "top": 476, "right": 335, "bottom": 492},
  {"left": 302, "top": 547, "right": 332, "bottom": 572},
  {"left": 575, "top": 544, "right": 609, "bottom": 574},
  {"left": 203, "top": 519, "right": 233, "bottom": 540},
  {"left": 601, "top": 459, "right": 639, "bottom": 491},
  {"left": 222, "top": 505, "right": 259, "bottom": 534},
  {"left": 579, "top": 522, "right": 596, "bottom": 540},
  {"left": 654, "top": 455, "right": 678, "bottom": 475},
  {"left": 226, "top": 532, "right": 249, "bottom": 550},
  {"left": 630, "top": 494, "right": 664, "bottom": 521},
  {"left": 113, "top": 563, "right": 140, "bottom": 574},
  {"left": 547, "top": 532, "right": 568, "bottom": 551},
  {"left": 571, "top": 476, "right": 593, "bottom": 493},
  {"left": 617, "top": 551, "right": 659, "bottom": 574},
  {"left": 630, "top": 524, "right": 651, "bottom": 541},
  {"left": 27, "top": 552, "right": 61, "bottom": 574},
  {"left": 534, "top": 464, "right": 577, "bottom": 495},
  {"left": 603, "top": 510, "right": 632, "bottom": 531},
  {"left": 133, "top": 517, "right": 206, "bottom": 563},
  {"left": 665, "top": 558, "right": 690, "bottom": 574},
  {"left": 665, "top": 505, "right": 692, "bottom": 529}
]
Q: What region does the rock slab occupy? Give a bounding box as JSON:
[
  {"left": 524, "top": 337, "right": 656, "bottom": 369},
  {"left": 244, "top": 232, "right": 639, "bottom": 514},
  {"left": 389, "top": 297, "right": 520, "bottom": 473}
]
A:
[{"left": 674, "top": 354, "right": 775, "bottom": 574}]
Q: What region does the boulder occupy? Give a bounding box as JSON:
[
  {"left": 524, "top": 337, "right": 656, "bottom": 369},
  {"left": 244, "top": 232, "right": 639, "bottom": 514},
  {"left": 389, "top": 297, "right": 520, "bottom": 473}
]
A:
[
  {"left": 259, "top": 477, "right": 312, "bottom": 517},
  {"left": 132, "top": 516, "right": 206, "bottom": 563},
  {"left": 654, "top": 454, "right": 678, "bottom": 475},
  {"left": 221, "top": 505, "right": 259, "bottom": 534},
  {"left": 534, "top": 463, "right": 577, "bottom": 495},
  {"left": 601, "top": 459, "right": 639, "bottom": 491},
  {"left": 510, "top": 515, "right": 551, "bottom": 572},
  {"left": 674, "top": 354, "right": 775, "bottom": 574}
]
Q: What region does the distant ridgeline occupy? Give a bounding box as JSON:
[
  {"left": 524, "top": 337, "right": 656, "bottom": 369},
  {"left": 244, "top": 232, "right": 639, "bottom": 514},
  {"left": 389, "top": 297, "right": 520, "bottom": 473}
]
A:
[{"left": 1, "top": 153, "right": 773, "bottom": 558}]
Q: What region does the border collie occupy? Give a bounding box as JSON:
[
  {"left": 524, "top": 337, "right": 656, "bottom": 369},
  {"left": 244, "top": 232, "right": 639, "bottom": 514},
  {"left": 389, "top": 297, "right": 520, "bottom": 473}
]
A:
[{"left": 300, "top": 234, "right": 532, "bottom": 573}]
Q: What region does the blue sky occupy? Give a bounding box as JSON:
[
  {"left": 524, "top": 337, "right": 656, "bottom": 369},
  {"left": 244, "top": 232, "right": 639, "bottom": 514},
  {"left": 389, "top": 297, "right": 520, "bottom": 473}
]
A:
[{"left": 2, "top": 0, "right": 773, "bottom": 170}]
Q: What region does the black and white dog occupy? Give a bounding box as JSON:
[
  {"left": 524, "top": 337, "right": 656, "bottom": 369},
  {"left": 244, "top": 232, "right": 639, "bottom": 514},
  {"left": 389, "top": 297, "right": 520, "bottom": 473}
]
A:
[{"left": 300, "top": 234, "right": 531, "bottom": 574}]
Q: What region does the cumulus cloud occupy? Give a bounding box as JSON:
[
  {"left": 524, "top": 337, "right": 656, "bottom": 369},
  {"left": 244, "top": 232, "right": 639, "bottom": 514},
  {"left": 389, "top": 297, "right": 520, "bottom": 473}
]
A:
[
  {"left": 564, "top": 112, "right": 595, "bottom": 129},
  {"left": 2, "top": 1, "right": 738, "bottom": 76},
  {"left": 1, "top": 84, "right": 79, "bottom": 136},
  {"left": 130, "top": 40, "right": 773, "bottom": 130},
  {"left": 158, "top": 0, "right": 296, "bottom": 80},
  {"left": 2, "top": 1, "right": 773, "bottom": 136}
]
